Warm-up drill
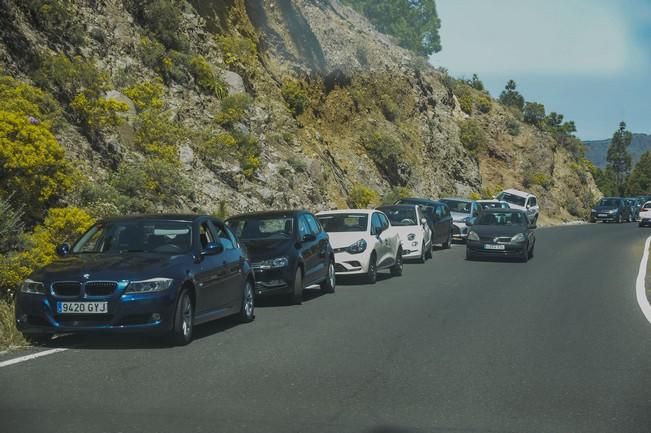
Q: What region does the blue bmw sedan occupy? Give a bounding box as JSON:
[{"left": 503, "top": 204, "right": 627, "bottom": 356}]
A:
[{"left": 15, "top": 214, "right": 255, "bottom": 346}]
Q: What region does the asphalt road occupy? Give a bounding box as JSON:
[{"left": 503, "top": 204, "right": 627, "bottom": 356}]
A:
[{"left": 2, "top": 223, "right": 651, "bottom": 433}]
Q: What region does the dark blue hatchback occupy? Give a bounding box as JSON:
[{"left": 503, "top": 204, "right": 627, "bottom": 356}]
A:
[{"left": 15, "top": 214, "right": 255, "bottom": 345}]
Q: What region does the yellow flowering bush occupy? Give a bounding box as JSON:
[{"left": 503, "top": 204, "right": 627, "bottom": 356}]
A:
[
  {"left": 123, "top": 79, "right": 165, "bottom": 112},
  {"left": 189, "top": 55, "right": 227, "bottom": 98},
  {"left": 350, "top": 184, "right": 380, "bottom": 208},
  {"left": 70, "top": 91, "right": 129, "bottom": 131},
  {"left": 0, "top": 110, "right": 73, "bottom": 217}
]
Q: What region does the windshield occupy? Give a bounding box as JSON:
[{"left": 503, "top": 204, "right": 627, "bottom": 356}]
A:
[
  {"left": 480, "top": 201, "right": 509, "bottom": 209},
  {"left": 496, "top": 193, "right": 527, "bottom": 207},
  {"left": 476, "top": 212, "right": 527, "bottom": 226},
  {"left": 72, "top": 220, "right": 193, "bottom": 254},
  {"left": 378, "top": 207, "right": 418, "bottom": 226},
  {"left": 440, "top": 199, "right": 471, "bottom": 214},
  {"left": 227, "top": 216, "right": 294, "bottom": 240},
  {"left": 317, "top": 214, "right": 369, "bottom": 232},
  {"left": 598, "top": 199, "right": 620, "bottom": 207}
]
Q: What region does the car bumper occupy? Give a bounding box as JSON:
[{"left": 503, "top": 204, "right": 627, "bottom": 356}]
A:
[
  {"left": 452, "top": 222, "right": 469, "bottom": 239},
  {"left": 467, "top": 241, "right": 527, "bottom": 258},
  {"left": 401, "top": 239, "right": 424, "bottom": 259},
  {"left": 332, "top": 250, "right": 371, "bottom": 275},
  {"left": 15, "top": 291, "right": 177, "bottom": 335},
  {"left": 591, "top": 213, "right": 619, "bottom": 221},
  {"left": 252, "top": 268, "right": 292, "bottom": 296}
]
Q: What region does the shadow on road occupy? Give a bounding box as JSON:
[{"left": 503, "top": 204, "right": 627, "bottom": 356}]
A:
[{"left": 254, "top": 287, "right": 328, "bottom": 308}]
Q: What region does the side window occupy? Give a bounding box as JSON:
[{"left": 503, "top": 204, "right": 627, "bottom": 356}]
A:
[
  {"left": 530, "top": 197, "right": 537, "bottom": 207},
  {"left": 444, "top": 205, "right": 451, "bottom": 217},
  {"left": 199, "top": 221, "right": 215, "bottom": 249},
  {"left": 212, "top": 221, "right": 236, "bottom": 250},
  {"left": 371, "top": 213, "right": 382, "bottom": 235},
  {"left": 435, "top": 205, "right": 444, "bottom": 219},
  {"left": 304, "top": 214, "right": 321, "bottom": 234},
  {"left": 379, "top": 213, "right": 390, "bottom": 229},
  {"left": 298, "top": 215, "right": 311, "bottom": 238}
]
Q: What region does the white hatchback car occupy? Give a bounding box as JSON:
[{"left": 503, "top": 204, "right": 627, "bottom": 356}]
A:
[
  {"left": 316, "top": 209, "right": 403, "bottom": 284},
  {"left": 639, "top": 202, "right": 651, "bottom": 227},
  {"left": 496, "top": 189, "right": 539, "bottom": 224},
  {"left": 377, "top": 204, "right": 432, "bottom": 263}
]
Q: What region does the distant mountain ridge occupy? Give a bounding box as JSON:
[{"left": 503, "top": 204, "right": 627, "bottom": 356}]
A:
[{"left": 584, "top": 133, "right": 651, "bottom": 168}]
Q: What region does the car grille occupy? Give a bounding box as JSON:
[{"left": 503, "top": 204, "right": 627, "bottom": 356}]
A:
[
  {"left": 334, "top": 263, "right": 347, "bottom": 272},
  {"left": 52, "top": 282, "right": 81, "bottom": 297},
  {"left": 85, "top": 281, "right": 117, "bottom": 297}
]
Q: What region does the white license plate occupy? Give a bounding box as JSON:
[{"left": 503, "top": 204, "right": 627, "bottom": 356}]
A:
[
  {"left": 484, "top": 244, "right": 505, "bottom": 250},
  {"left": 57, "top": 302, "right": 108, "bottom": 314},
  {"left": 598, "top": 214, "right": 607, "bottom": 217}
]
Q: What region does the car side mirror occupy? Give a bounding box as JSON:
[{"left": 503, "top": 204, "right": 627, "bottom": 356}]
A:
[
  {"left": 56, "top": 243, "right": 70, "bottom": 257},
  {"left": 202, "top": 241, "right": 224, "bottom": 256},
  {"left": 421, "top": 217, "right": 428, "bottom": 225},
  {"left": 302, "top": 233, "right": 317, "bottom": 242}
]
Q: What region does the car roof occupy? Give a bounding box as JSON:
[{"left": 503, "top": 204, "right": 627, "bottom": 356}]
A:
[
  {"left": 228, "top": 210, "right": 307, "bottom": 219},
  {"left": 501, "top": 188, "right": 535, "bottom": 198},
  {"left": 477, "top": 199, "right": 504, "bottom": 203},
  {"left": 397, "top": 198, "right": 445, "bottom": 206},
  {"left": 316, "top": 209, "right": 376, "bottom": 215},
  {"left": 377, "top": 204, "right": 418, "bottom": 210},
  {"left": 440, "top": 197, "right": 473, "bottom": 202},
  {"left": 100, "top": 214, "right": 207, "bottom": 223},
  {"left": 482, "top": 208, "right": 525, "bottom": 213}
]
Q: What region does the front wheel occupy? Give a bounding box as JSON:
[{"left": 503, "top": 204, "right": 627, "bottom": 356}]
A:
[
  {"left": 238, "top": 280, "right": 255, "bottom": 323},
  {"left": 289, "top": 268, "right": 304, "bottom": 305},
  {"left": 366, "top": 254, "right": 378, "bottom": 284},
  {"left": 520, "top": 243, "right": 530, "bottom": 263},
  {"left": 390, "top": 248, "right": 403, "bottom": 276},
  {"left": 442, "top": 230, "right": 452, "bottom": 249},
  {"left": 617, "top": 214, "right": 622, "bottom": 223},
  {"left": 169, "top": 289, "right": 193, "bottom": 346},
  {"left": 418, "top": 242, "right": 426, "bottom": 264},
  {"left": 465, "top": 248, "right": 474, "bottom": 261},
  {"left": 320, "top": 260, "right": 336, "bottom": 293}
]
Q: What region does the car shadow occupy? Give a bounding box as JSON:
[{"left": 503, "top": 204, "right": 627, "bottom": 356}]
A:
[
  {"left": 254, "top": 286, "right": 328, "bottom": 308},
  {"left": 336, "top": 273, "right": 392, "bottom": 286}
]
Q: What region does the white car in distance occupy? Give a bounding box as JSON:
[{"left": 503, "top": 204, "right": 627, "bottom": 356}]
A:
[
  {"left": 377, "top": 204, "right": 432, "bottom": 263},
  {"left": 639, "top": 201, "right": 651, "bottom": 227},
  {"left": 316, "top": 209, "right": 403, "bottom": 284}
]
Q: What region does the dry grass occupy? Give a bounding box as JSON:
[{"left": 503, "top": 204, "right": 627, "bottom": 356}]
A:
[{"left": 0, "top": 299, "right": 26, "bottom": 350}]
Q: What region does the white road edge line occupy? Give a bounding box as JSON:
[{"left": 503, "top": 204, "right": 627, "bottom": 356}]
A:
[
  {"left": 0, "top": 348, "right": 67, "bottom": 368},
  {"left": 635, "top": 235, "right": 651, "bottom": 324}
]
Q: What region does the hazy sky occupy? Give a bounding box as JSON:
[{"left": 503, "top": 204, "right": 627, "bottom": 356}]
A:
[{"left": 430, "top": 0, "right": 651, "bottom": 140}]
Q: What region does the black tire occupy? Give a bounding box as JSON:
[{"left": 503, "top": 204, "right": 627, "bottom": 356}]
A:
[
  {"left": 617, "top": 214, "right": 622, "bottom": 224},
  {"left": 289, "top": 267, "right": 304, "bottom": 305},
  {"left": 366, "top": 253, "right": 378, "bottom": 284},
  {"left": 426, "top": 242, "right": 433, "bottom": 259},
  {"left": 23, "top": 333, "right": 52, "bottom": 346},
  {"left": 238, "top": 279, "right": 255, "bottom": 323},
  {"left": 520, "top": 243, "right": 529, "bottom": 263},
  {"left": 442, "top": 230, "right": 452, "bottom": 249},
  {"left": 390, "top": 248, "right": 403, "bottom": 276},
  {"left": 465, "top": 248, "right": 474, "bottom": 261},
  {"left": 169, "top": 289, "right": 193, "bottom": 346},
  {"left": 590, "top": 219, "right": 596, "bottom": 223},
  {"left": 418, "top": 242, "right": 426, "bottom": 264},
  {"left": 529, "top": 244, "right": 535, "bottom": 259},
  {"left": 320, "top": 259, "right": 336, "bottom": 293}
]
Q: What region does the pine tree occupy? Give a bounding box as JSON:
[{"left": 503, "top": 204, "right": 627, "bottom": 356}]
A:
[
  {"left": 498, "top": 80, "right": 525, "bottom": 111},
  {"left": 627, "top": 151, "right": 651, "bottom": 195},
  {"left": 606, "top": 122, "right": 633, "bottom": 196}
]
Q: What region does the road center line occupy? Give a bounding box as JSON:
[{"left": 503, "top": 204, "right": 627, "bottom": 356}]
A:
[
  {"left": 0, "top": 348, "right": 67, "bottom": 368},
  {"left": 635, "top": 235, "right": 651, "bottom": 324}
]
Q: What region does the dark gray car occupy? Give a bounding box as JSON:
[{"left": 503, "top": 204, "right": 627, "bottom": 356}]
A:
[
  {"left": 590, "top": 197, "right": 631, "bottom": 223},
  {"left": 465, "top": 209, "right": 536, "bottom": 262}
]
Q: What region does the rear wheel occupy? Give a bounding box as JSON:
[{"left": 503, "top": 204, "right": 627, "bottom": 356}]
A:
[
  {"left": 442, "top": 230, "right": 452, "bottom": 249},
  {"left": 366, "top": 253, "right": 378, "bottom": 284},
  {"left": 169, "top": 289, "right": 193, "bottom": 346},
  {"left": 289, "top": 268, "right": 304, "bottom": 305},
  {"left": 390, "top": 248, "right": 403, "bottom": 276},
  {"left": 238, "top": 280, "right": 255, "bottom": 323},
  {"left": 320, "top": 260, "right": 336, "bottom": 293}
]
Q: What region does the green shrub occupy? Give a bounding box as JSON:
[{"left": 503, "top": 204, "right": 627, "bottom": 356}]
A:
[
  {"left": 128, "top": 0, "right": 189, "bottom": 51},
  {"left": 217, "top": 34, "right": 257, "bottom": 74},
  {"left": 0, "top": 195, "right": 24, "bottom": 254},
  {"left": 70, "top": 91, "right": 129, "bottom": 133},
  {"left": 362, "top": 132, "right": 403, "bottom": 169},
  {"left": 123, "top": 79, "right": 165, "bottom": 112},
  {"left": 0, "top": 299, "right": 26, "bottom": 347},
  {"left": 506, "top": 118, "right": 521, "bottom": 136},
  {"left": 382, "top": 186, "right": 413, "bottom": 205},
  {"left": 458, "top": 119, "right": 487, "bottom": 153},
  {"left": 379, "top": 94, "right": 400, "bottom": 122},
  {"left": 523, "top": 172, "right": 552, "bottom": 189},
  {"left": 215, "top": 93, "right": 253, "bottom": 126},
  {"left": 476, "top": 94, "right": 492, "bottom": 114},
  {"left": 350, "top": 184, "right": 380, "bottom": 208},
  {"left": 458, "top": 93, "right": 473, "bottom": 115},
  {"left": 33, "top": 54, "right": 107, "bottom": 103},
  {"left": 281, "top": 79, "right": 309, "bottom": 116},
  {"left": 19, "top": 0, "right": 85, "bottom": 46},
  {"left": 287, "top": 156, "right": 308, "bottom": 173},
  {"left": 189, "top": 55, "right": 227, "bottom": 97},
  {"left": 523, "top": 102, "right": 546, "bottom": 128},
  {"left": 111, "top": 158, "right": 191, "bottom": 212},
  {"left": 0, "top": 75, "right": 62, "bottom": 128},
  {"left": 469, "top": 191, "right": 481, "bottom": 200},
  {"left": 132, "top": 110, "right": 182, "bottom": 165}
]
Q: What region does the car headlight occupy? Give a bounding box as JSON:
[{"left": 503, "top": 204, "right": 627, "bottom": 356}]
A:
[
  {"left": 609, "top": 209, "right": 617, "bottom": 213},
  {"left": 255, "top": 257, "right": 289, "bottom": 270},
  {"left": 20, "top": 279, "right": 46, "bottom": 294},
  {"left": 407, "top": 233, "right": 416, "bottom": 241},
  {"left": 125, "top": 278, "right": 174, "bottom": 293},
  {"left": 467, "top": 231, "right": 480, "bottom": 241},
  {"left": 511, "top": 233, "right": 526, "bottom": 243},
  {"left": 347, "top": 239, "right": 367, "bottom": 254}
]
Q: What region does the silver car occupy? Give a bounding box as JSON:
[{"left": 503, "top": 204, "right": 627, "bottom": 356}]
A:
[{"left": 439, "top": 198, "right": 482, "bottom": 241}]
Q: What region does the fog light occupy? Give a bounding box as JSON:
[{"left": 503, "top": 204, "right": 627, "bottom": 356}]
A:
[
  {"left": 411, "top": 241, "right": 418, "bottom": 247},
  {"left": 151, "top": 313, "right": 161, "bottom": 321}
]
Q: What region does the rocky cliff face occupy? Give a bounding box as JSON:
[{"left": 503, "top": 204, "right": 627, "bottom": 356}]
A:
[{"left": 0, "top": 0, "right": 599, "bottom": 224}]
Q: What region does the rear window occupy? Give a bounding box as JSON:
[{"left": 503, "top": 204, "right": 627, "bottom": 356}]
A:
[
  {"left": 496, "top": 193, "right": 527, "bottom": 207},
  {"left": 317, "top": 214, "right": 369, "bottom": 232}
]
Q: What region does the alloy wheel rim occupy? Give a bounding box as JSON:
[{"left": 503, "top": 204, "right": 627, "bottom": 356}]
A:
[
  {"left": 244, "top": 283, "right": 253, "bottom": 317},
  {"left": 329, "top": 263, "right": 335, "bottom": 288},
  {"left": 182, "top": 298, "right": 192, "bottom": 337}
]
